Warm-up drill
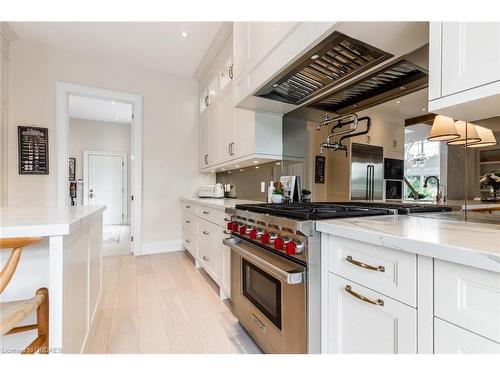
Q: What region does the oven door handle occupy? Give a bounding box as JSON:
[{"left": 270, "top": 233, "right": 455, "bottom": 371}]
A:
[{"left": 223, "top": 237, "right": 304, "bottom": 285}]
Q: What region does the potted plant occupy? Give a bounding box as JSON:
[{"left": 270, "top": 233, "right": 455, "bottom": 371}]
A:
[
  {"left": 272, "top": 182, "right": 284, "bottom": 203},
  {"left": 301, "top": 189, "right": 312, "bottom": 202},
  {"left": 480, "top": 169, "right": 500, "bottom": 201}
]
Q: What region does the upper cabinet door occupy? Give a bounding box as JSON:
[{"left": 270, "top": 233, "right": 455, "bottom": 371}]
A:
[
  {"left": 441, "top": 22, "right": 500, "bottom": 96},
  {"left": 207, "top": 76, "right": 218, "bottom": 107}
]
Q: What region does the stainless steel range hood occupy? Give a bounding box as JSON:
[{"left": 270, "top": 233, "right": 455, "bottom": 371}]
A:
[{"left": 255, "top": 31, "right": 394, "bottom": 105}]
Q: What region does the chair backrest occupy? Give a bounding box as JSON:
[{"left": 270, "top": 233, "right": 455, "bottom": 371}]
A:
[{"left": 0, "top": 237, "right": 42, "bottom": 294}]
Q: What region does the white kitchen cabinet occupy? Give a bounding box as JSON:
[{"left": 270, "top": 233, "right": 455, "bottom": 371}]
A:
[
  {"left": 233, "top": 22, "right": 336, "bottom": 114},
  {"left": 199, "top": 110, "right": 209, "bottom": 168},
  {"left": 434, "top": 318, "right": 500, "bottom": 354},
  {"left": 221, "top": 228, "right": 232, "bottom": 299},
  {"left": 207, "top": 102, "right": 221, "bottom": 166},
  {"left": 428, "top": 22, "right": 500, "bottom": 121},
  {"left": 326, "top": 274, "right": 417, "bottom": 354}
]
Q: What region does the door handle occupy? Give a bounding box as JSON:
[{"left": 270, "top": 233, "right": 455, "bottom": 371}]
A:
[
  {"left": 346, "top": 255, "right": 385, "bottom": 272},
  {"left": 365, "top": 165, "right": 370, "bottom": 200},
  {"left": 370, "top": 165, "right": 375, "bottom": 200}
]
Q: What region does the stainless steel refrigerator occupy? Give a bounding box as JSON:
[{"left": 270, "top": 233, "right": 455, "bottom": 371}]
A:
[{"left": 350, "top": 143, "right": 383, "bottom": 201}]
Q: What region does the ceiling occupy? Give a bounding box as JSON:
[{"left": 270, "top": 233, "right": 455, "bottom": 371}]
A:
[
  {"left": 9, "top": 22, "right": 222, "bottom": 77},
  {"left": 369, "top": 89, "right": 429, "bottom": 120},
  {"left": 69, "top": 95, "right": 132, "bottom": 124}
]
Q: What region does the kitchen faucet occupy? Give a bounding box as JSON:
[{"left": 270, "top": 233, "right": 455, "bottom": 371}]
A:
[{"left": 423, "top": 176, "right": 443, "bottom": 203}]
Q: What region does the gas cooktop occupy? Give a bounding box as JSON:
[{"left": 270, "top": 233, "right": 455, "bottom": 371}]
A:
[
  {"left": 234, "top": 202, "right": 452, "bottom": 220},
  {"left": 234, "top": 203, "right": 391, "bottom": 220}
]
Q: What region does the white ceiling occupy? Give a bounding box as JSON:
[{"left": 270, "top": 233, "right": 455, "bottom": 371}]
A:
[
  {"left": 10, "top": 22, "right": 222, "bottom": 77},
  {"left": 369, "top": 89, "right": 429, "bottom": 120},
  {"left": 69, "top": 95, "right": 132, "bottom": 124}
]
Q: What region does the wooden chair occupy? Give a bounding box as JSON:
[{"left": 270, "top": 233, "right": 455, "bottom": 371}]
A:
[{"left": 1, "top": 237, "right": 49, "bottom": 354}]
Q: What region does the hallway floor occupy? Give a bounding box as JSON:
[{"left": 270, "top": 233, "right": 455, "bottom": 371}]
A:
[
  {"left": 103, "top": 225, "right": 131, "bottom": 256},
  {"left": 88, "top": 251, "right": 262, "bottom": 354}
]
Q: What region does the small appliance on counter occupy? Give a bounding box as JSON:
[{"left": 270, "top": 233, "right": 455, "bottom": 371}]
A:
[
  {"left": 198, "top": 183, "right": 224, "bottom": 198},
  {"left": 224, "top": 184, "right": 237, "bottom": 198}
]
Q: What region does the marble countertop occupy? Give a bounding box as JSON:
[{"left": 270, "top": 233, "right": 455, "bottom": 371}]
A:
[
  {"left": 181, "top": 197, "right": 263, "bottom": 209},
  {"left": 316, "top": 214, "right": 500, "bottom": 273},
  {"left": 0, "top": 205, "right": 106, "bottom": 238}
]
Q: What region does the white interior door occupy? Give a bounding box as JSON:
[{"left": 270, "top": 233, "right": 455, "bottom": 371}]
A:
[{"left": 87, "top": 153, "right": 125, "bottom": 225}]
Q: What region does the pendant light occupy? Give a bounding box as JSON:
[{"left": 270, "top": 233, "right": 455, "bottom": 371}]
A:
[
  {"left": 427, "top": 115, "right": 460, "bottom": 141},
  {"left": 467, "top": 125, "right": 498, "bottom": 148},
  {"left": 447, "top": 121, "right": 481, "bottom": 146}
]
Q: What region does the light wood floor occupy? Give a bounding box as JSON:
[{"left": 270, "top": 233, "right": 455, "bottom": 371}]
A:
[{"left": 88, "top": 251, "right": 262, "bottom": 354}]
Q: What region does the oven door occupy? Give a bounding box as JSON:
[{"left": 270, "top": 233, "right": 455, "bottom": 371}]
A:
[{"left": 224, "top": 237, "right": 306, "bottom": 354}]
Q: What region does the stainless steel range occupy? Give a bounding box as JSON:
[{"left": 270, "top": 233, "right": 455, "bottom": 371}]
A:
[{"left": 224, "top": 202, "right": 451, "bottom": 354}]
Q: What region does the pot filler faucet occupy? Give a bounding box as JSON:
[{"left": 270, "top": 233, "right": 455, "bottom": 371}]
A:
[{"left": 318, "top": 113, "right": 372, "bottom": 157}]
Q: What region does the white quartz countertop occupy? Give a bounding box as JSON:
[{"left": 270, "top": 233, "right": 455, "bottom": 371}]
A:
[
  {"left": 0, "top": 205, "right": 106, "bottom": 238},
  {"left": 181, "top": 197, "right": 263, "bottom": 209},
  {"left": 316, "top": 214, "right": 500, "bottom": 273}
]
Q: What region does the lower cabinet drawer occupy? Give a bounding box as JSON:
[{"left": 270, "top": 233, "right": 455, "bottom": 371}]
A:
[
  {"left": 197, "top": 206, "right": 229, "bottom": 227},
  {"left": 434, "top": 259, "right": 500, "bottom": 343},
  {"left": 181, "top": 229, "right": 197, "bottom": 257},
  {"left": 434, "top": 318, "right": 500, "bottom": 354},
  {"left": 197, "top": 218, "right": 221, "bottom": 250},
  {"left": 198, "top": 241, "right": 222, "bottom": 284},
  {"left": 181, "top": 200, "right": 198, "bottom": 215},
  {"left": 326, "top": 273, "right": 417, "bottom": 354},
  {"left": 181, "top": 211, "right": 197, "bottom": 234},
  {"left": 326, "top": 235, "right": 417, "bottom": 307}
]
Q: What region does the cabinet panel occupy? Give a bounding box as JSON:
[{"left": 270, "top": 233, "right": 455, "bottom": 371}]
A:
[
  {"left": 441, "top": 22, "right": 500, "bottom": 96},
  {"left": 199, "top": 110, "right": 209, "bottom": 168},
  {"left": 326, "top": 274, "right": 417, "bottom": 354},
  {"left": 434, "top": 259, "right": 500, "bottom": 343},
  {"left": 221, "top": 228, "right": 232, "bottom": 298},
  {"left": 434, "top": 318, "right": 500, "bottom": 353},
  {"left": 207, "top": 103, "right": 221, "bottom": 166}
]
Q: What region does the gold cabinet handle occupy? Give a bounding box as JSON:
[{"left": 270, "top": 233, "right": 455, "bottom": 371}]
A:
[
  {"left": 185, "top": 220, "right": 191, "bottom": 224},
  {"left": 223, "top": 218, "right": 231, "bottom": 222},
  {"left": 203, "top": 230, "right": 209, "bottom": 235},
  {"left": 346, "top": 255, "right": 385, "bottom": 272},
  {"left": 345, "top": 285, "right": 384, "bottom": 306},
  {"left": 223, "top": 230, "right": 231, "bottom": 235},
  {"left": 202, "top": 211, "right": 209, "bottom": 215},
  {"left": 203, "top": 256, "right": 209, "bottom": 261},
  {"left": 185, "top": 205, "right": 191, "bottom": 208},
  {"left": 185, "top": 239, "right": 191, "bottom": 243},
  {"left": 229, "top": 64, "right": 234, "bottom": 80}
]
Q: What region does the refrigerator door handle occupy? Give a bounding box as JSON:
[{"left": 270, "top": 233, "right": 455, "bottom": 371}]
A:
[
  {"left": 365, "top": 165, "right": 370, "bottom": 200},
  {"left": 371, "top": 165, "right": 375, "bottom": 200}
]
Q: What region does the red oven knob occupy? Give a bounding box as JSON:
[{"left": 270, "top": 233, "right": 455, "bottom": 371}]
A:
[
  {"left": 239, "top": 225, "right": 249, "bottom": 235},
  {"left": 230, "top": 222, "right": 239, "bottom": 232},
  {"left": 249, "top": 228, "right": 258, "bottom": 240},
  {"left": 285, "top": 241, "right": 297, "bottom": 255},
  {"left": 261, "top": 233, "right": 271, "bottom": 245},
  {"left": 227, "top": 222, "right": 234, "bottom": 231},
  {"left": 274, "top": 237, "right": 284, "bottom": 250}
]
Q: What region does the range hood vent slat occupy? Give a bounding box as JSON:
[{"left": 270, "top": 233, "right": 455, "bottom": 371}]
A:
[{"left": 255, "top": 31, "right": 392, "bottom": 105}]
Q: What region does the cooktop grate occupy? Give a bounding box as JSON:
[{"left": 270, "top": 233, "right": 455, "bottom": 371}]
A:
[{"left": 254, "top": 31, "right": 392, "bottom": 105}]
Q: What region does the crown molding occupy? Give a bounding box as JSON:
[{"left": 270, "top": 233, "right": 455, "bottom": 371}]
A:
[
  {"left": 193, "top": 22, "right": 232, "bottom": 83},
  {"left": 1, "top": 22, "right": 18, "bottom": 43}
]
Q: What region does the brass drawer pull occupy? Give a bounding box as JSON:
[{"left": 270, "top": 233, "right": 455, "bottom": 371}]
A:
[
  {"left": 223, "top": 230, "right": 231, "bottom": 235},
  {"left": 203, "top": 230, "right": 209, "bottom": 235},
  {"left": 185, "top": 205, "right": 191, "bottom": 208},
  {"left": 185, "top": 220, "right": 191, "bottom": 224},
  {"left": 203, "top": 256, "right": 209, "bottom": 261},
  {"left": 224, "top": 217, "right": 231, "bottom": 222},
  {"left": 345, "top": 285, "right": 384, "bottom": 306},
  {"left": 185, "top": 239, "right": 191, "bottom": 243},
  {"left": 202, "top": 211, "right": 209, "bottom": 215},
  {"left": 346, "top": 255, "right": 385, "bottom": 272}
]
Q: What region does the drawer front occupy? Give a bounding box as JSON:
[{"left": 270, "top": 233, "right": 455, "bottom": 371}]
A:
[
  {"left": 197, "top": 205, "right": 229, "bottom": 226},
  {"left": 181, "top": 211, "right": 197, "bottom": 234},
  {"left": 181, "top": 228, "right": 197, "bottom": 257},
  {"left": 197, "top": 218, "right": 222, "bottom": 251},
  {"left": 434, "top": 318, "right": 500, "bottom": 354},
  {"left": 198, "top": 239, "right": 222, "bottom": 284},
  {"left": 326, "top": 236, "right": 417, "bottom": 307},
  {"left": 434, "top": 259, "right": 500, "bottom": 343},
  {"left": 181, "top": 200, "right": 198, "bottom": 215},
  {"left": 327, "top": 273, "right": 417, "bottom": 354}
]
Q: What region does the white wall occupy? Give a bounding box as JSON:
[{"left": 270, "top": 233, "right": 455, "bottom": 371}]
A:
[
  {"left": 7, "top": 39, "right": 214, "bottom": 250},
  {"left": 69, "top": 118, "right": 131, "bottom": 215}
]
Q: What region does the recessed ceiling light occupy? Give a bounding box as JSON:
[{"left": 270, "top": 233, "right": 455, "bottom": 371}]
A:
[
  {"left": 228, "top": 171, "right": 232, "bottom": 174},
  {"left": 255, "top": 166, "right": 259, "bottom": 169},
  {"left": 422, "top": 108, "right": 426, "bottom": 111},
  {"left": 253, "top": 160, "right": 259, "bottom": 164},
  {"left": 111, "top": 101, "right": 116, "bottom": 105},
  {"left": 276, "top": 162, "right": 281, "bottom": 165},
  {"left": 396, "top": 100, "right": 401, "bottom": 104},
  {"left": 311, "top": 54, "right": 320, "bottom": 60},
  {"left": 181, "top": 31, "right": 188, "bottom": 38},
  {"left": 272, "top": 83, "right": 279, "bottom": 88},
  {"left": 239, "top": 169, "right": 244, "bottom": 172},
  {"left": 235, "top": 165, "right": 239, "bottom": 168}
]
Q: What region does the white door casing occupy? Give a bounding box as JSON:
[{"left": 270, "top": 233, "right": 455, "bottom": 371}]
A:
[{"left": 84, "top": 151, "right": 127, "bottom": 225}]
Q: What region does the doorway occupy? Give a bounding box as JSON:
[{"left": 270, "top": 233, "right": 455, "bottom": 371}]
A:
[{"left": 56, "top": 82, "right": 143, "bottom": 255}]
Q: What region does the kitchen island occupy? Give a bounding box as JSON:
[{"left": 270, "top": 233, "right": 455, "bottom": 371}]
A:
[
  {"left": 317, "top": 213, "right": 500, "bottom": 354},
  {"left": 0, "top": 206, "right": 105, "bottom": 354}
]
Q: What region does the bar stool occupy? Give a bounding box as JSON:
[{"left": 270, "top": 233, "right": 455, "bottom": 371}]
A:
[{"left": 0, "top": 237, "right": 49, "bottom": 354}]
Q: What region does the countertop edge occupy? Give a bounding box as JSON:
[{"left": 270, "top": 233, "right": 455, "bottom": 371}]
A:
[{"left": 316, "top": 220, "right": 500, "bottom": 274}]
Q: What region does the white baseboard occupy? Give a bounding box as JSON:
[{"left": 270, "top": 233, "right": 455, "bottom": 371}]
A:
[{"left": 138, "top": 240, "right": 184, "bottom": 256}]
